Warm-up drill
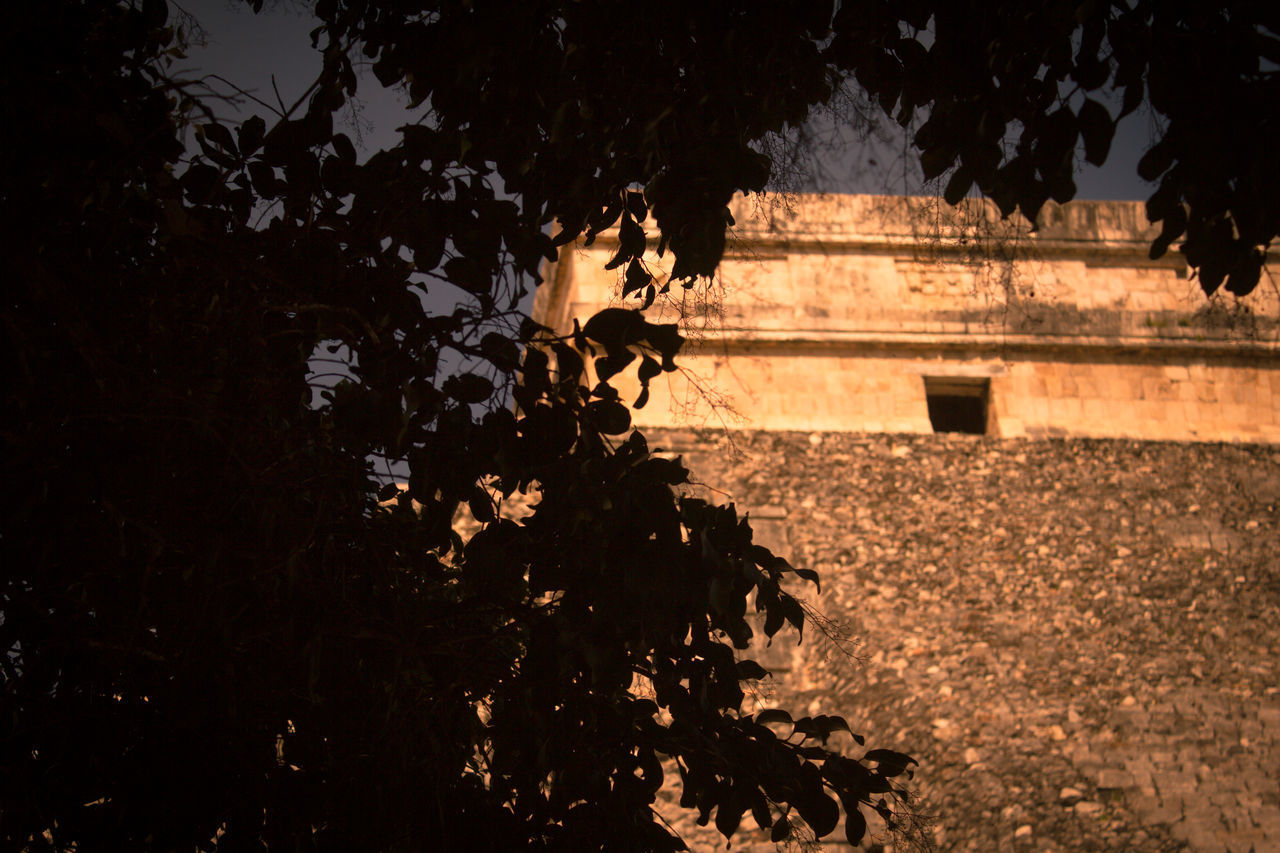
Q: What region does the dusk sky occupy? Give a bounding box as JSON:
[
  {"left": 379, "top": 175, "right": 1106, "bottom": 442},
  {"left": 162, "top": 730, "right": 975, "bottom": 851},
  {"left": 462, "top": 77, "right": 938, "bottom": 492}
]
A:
[{"left": 179, "top": 0, "right": 1158, "bottom": 202}]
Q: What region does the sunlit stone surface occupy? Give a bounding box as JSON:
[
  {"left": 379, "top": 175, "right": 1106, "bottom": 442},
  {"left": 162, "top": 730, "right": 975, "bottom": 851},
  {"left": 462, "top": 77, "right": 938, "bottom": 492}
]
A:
[{"left": 537, "top": 194, "right": 1280, "bottom": 442}]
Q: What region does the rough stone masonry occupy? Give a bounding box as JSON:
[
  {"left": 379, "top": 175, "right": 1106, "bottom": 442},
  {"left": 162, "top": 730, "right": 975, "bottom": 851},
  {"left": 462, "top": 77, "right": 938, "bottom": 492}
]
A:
[
  {"left": 534, "top": 195, "right": 1280, "bottom": 851},
  {"left": 649, "top": 429, "right": 1280, "bottom": 853}
]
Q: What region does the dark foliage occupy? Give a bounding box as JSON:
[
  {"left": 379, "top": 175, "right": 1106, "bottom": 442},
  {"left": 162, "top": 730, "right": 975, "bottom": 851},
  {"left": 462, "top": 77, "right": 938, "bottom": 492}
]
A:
[
  {"left": 824, "top": 1, "right": 1279, "bottom": 297},
  {"left": 2, "top": 1, "right": 1273, "bottom": 851}
]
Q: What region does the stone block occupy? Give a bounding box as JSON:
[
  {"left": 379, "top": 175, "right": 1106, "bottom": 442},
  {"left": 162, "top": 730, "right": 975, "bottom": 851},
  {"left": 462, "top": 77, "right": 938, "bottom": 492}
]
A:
[
  {"left": 1225, "top": 831, "right": 1266, "bottom": 853},
  {"left": 1096, "top": 768, "right": 1133, "bottom": 789},
  {"left": 1156, "top": 771, "right": 1198, "bottom": 796},
  {"left": 1142, "top": 796, "right": 1185, "bottom": 826},
  {"left": 1249, "top": 807, "right": 1280, "bottom": 836}
]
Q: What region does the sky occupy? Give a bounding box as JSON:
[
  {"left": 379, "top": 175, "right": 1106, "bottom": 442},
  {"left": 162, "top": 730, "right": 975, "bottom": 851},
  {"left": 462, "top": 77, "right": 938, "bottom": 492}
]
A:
[{"left": 177, "top": 0, "right": 1159, "bottom": 203}]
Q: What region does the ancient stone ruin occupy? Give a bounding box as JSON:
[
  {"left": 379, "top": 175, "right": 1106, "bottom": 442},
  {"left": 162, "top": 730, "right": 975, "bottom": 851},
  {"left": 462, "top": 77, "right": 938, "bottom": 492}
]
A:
[
  {"left": 537, "top": 194, "right": 1279, "bottom": 442},
  {"left": 535, "top": 195, "right": 1280, "bottom": 853}
]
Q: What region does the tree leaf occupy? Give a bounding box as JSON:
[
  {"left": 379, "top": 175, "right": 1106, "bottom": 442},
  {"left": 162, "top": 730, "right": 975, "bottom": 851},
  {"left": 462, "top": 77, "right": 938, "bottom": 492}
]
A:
[
  {"left": 204, "top": 121, "right": 237, "bottom": 155},
  {"left": 623, "top": 258, "right": 651, "bottom": 297},
  {"left": 796, "top": 785, "right": 840, "bottom": 837},
  {"left": 755, "top": 708, "right": 792, "bottom": 727},
  {"left": 1077, "top": 98, "right": 1115, "bottom": 166},
  {"left": 1137, "top": 138, "right": 1175, "bottom": 183},
  {"left": 735, "top": 659, "right": 770, "bottom": 680},
  {"left": 845, "top": 807, "right": 867, "bottom": 846},
  {"left": 943, "top": 166, "right": 972, "bottom": 205},
  {"left": 1226, "top": 251, "right": 1262, "bottom": 296},
  {"left": 587, "top": 399, "right": 631, "bottom": 434},
  {"left": 715, "top": 789, "right": 744, "bottom": 839},
  {"left": 582, "top": 308, "right": 644, "bottom": 351},
  {"left": 237, "top": 115, "right": 267, "bottom": 156},
  {"left": 794, "top": 566, "right": 821, "bottom": 592},
  {"left": 863, "top": 749, "right": 918, "bottom": 778},
  {"left": 468, "top": 485, "right": 496, "bottom": 523},
  {"left": 444, "top": 257, "right": 491, "bottom": 294},
  {"left": 332, "top": 132, "right": 357, "bottom": 164},
  {"left": 594, "top": 348, "right": 635, "bottom": 382},
  {"left": 551, "top": 343, "right": 584, "bottom": 386},
  {"left": 247, "top": 160, "right": 277, "bottom": 198},
  {"left": 444, "top": 372, "right": 493, "bottom": 404}
]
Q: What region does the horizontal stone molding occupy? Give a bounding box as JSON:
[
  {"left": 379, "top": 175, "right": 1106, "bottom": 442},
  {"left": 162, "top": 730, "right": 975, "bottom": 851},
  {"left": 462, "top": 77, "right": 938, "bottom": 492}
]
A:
[{"left": 680, "top": 328, "right": 1280, "bottom": 359}]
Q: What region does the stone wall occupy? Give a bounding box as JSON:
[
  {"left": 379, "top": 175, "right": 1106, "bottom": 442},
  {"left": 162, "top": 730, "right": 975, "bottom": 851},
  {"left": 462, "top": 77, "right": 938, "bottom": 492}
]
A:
[
  {"left": 535, "top": 195, "right": 1280, "bottom": 441},
  {"left": 532, "top": 193, "right": 1280, "bottom": 849},
  {"left": 644, "top": 428, "right": 1280, "bottom": 853},
  {"left": 610, "top": 347, "right": 1279, "bottom": 442}
]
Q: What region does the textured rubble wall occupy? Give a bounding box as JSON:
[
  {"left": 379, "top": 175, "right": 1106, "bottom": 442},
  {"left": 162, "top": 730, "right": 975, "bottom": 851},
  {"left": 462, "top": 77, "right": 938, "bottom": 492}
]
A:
[{"left": 645, "top": 429, "right": 1280, "bottom": 853}]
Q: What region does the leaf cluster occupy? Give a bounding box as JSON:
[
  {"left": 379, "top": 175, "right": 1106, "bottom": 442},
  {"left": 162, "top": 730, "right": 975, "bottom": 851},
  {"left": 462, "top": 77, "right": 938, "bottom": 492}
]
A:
[
  {"left": 4, "top": 1, "right": 1274, "bottom": 850},
  {"left": 825, "top": 1, "right": 1278, "bottom": 296},
  {"left": 2, "top": 4, "right": 916, "bottom": 848}
]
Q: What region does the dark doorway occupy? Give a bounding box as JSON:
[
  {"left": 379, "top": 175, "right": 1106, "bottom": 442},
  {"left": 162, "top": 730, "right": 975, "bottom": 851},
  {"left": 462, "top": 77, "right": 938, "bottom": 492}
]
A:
[{"left": 924, "top": 377, "right": 989, "bottom": 434}]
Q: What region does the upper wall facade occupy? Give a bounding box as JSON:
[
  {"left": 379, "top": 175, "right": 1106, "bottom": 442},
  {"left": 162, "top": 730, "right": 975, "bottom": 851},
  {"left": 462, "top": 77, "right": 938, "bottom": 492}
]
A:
[{"left": 534, "top": 194, "right": 1280, "bottom": 442}]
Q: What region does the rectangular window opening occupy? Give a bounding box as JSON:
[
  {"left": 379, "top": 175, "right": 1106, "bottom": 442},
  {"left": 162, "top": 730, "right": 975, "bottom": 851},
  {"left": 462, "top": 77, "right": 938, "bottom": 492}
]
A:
[{"left": 924, "top": 376, "right": 990, "bottom": 435}]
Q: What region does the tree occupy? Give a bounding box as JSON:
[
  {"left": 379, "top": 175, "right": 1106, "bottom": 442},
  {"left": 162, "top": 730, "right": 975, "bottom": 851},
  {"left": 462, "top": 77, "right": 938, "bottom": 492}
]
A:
[{"left": 1, "top": 1, "right": 1274, "bottom": 851}]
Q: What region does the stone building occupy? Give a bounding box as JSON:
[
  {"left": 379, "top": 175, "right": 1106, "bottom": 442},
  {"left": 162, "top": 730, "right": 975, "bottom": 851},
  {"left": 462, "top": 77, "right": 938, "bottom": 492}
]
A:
[
  {"left": 535, "top": 194, "right": 1280, "bottom": 443},
  {"left": 533, "top": 196, "right": 1280, "bottom": 853}
]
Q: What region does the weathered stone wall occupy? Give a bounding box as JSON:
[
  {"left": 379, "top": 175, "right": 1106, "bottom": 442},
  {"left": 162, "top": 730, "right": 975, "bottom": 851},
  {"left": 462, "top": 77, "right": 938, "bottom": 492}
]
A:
[
  {"left": 535, "top": 195, "right": 1280, "bottom": 441},
  {"left": 644, "top": 428, "right": 1280, "bottom": 853},
  {"left": 533, "top": 193, "right": 1280, "bottom": 849},
  {"left": 611, "top": 347, "right": 1279, "bottom": 442}
]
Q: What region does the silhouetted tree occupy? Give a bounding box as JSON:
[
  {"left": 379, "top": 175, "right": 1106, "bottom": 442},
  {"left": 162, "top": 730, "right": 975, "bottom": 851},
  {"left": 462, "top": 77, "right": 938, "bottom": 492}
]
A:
[{"left": 2, "top": 2, "right": 1275, "bottom": 851}]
